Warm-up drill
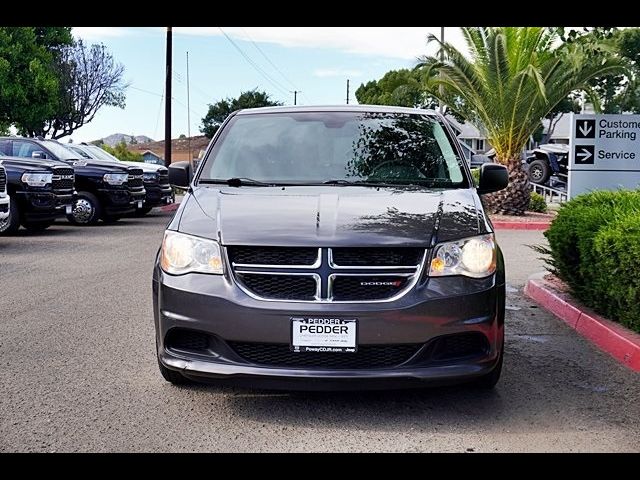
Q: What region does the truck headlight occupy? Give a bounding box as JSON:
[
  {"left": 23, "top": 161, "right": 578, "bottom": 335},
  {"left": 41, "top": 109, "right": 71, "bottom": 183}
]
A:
[
  {"left": 103, "top": 173, "right": 129, "bottom": 185},
  {"left": 160, "top": 230, "right": 224, "bottom": 275},
  {"left": 21, "top": 172, "right": 53, "bottom": 187},
  {"left": 429, "top": 234, "right": 496, "bottom": 278}
]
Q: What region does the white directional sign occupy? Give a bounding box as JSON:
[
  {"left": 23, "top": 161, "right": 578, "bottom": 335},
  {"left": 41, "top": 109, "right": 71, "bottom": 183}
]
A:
[{"left": 568, "top": 113, "right": 640, "bottom": 198}]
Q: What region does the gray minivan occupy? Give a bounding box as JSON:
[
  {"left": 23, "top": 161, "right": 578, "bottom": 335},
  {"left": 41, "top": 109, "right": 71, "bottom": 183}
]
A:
[{"left": 153, "top": 105, "right": 508, "bottom": 390}]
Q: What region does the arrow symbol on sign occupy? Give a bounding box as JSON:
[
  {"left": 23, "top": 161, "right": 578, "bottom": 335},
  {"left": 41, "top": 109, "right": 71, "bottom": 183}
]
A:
[
  {"left": 577, "top": 148, "right": 592, "bottom": 162},
  {"left": 579, "top": 121, "right": 592, "bottom": 136}
]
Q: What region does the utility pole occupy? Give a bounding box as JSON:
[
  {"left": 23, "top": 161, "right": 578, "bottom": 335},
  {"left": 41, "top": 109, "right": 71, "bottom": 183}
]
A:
[
  {"left": 346, "top": 79, "right": 350, "bottom": 104},
  {"left": 164, "top": 27, "right": 172, "bottom": 168},
  {"left": 186, "top": 51, "right": 193, "bottom": 174},
  {"left": 439, "top": 27, "right": 444, "bottom": 115},
  {"left": 291, "top": 90, "right": 300, "bottom": 105}
]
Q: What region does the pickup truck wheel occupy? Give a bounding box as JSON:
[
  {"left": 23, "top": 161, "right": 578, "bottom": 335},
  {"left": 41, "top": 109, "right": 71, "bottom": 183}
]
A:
[
  {"left": 134, "top": 206, "right": 153, "bottom": 216},
  {"left": 0, "top": 197, "right": 21, "bottom": 235},
  {"left": 68, "top": 192, "right": 102, "bottom": 225},
  {"left": 528, "top": 159, "right": 551, "bottom": 184},
  {"left": 22, "top": 220, "right": 54, "bottom": 232}
]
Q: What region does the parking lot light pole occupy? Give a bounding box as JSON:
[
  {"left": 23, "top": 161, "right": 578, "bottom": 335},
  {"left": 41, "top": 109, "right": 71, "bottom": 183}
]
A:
[{"left": 165, "top": 27, "right": 172, "bottom": 168}]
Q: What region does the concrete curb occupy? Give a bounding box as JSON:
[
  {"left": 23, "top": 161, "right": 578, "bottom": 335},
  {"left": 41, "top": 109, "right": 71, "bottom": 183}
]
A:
[
  {"left": 524, "top": 276, "right": 640, "bottom": 372},
  {"left": 492, "top": 221, "right": 550, "bottom": 230}
]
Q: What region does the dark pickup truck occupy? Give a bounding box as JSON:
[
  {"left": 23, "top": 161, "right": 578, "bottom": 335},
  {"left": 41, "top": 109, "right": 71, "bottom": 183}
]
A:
[
  {"left": 0, "top": 137, "right": 146, "bottom": 225},
  {"left": 67, "top": 143, "right": 173, "bottom": 215},
  {"left": 0, "top": 155, "right": 74, "bottom": 234}
]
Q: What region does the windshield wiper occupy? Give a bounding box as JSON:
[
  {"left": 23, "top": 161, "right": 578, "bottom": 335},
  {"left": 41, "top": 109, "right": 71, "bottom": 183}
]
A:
[
  {"left": 322, "top": 179, "right": 424, "bottom": 187},
  {"left": 199, "top": 178, "right": 275, "bottom": 187}
]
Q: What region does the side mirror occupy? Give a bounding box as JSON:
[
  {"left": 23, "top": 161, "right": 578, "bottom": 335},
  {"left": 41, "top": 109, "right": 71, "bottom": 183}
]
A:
[
  {"left": 477, "top": 163, "right": 508, "bottom": 194},
  {"left": 32, "top": 151, "right": 47, "bottom": 159},
  {"left": 168, "top": 161, "right": 191, "bottom": 188}
]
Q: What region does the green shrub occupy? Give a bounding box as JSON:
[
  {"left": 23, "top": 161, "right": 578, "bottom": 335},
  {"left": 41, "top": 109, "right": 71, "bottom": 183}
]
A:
[
  {"left": 591, "top": 213, "right": 640, "bottom": 332},
  {"left": 528, "top": 192, "right": 547, "bottom": 213},
  {"left": 470, "top": 168, "right": 480, "bottom": 187},
  {"left": 540, "top": 189, "right": 640, "bottom": 333}
]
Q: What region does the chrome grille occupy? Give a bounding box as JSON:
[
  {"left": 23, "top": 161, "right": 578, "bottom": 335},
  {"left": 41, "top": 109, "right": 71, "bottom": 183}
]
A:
[
  {"left": 52, "top": 167, "right": 74, "bottom": 191},
  {"left": 127, "top": 167, "right": 144, "bottom": 189},
  {"left": 158, "top": 168, "right": 169, "bottom": 186},
  {"left": 0, "top": 165, "right": 6, "bottom": 193},
  {"left": 229, "top": 247, "right": 425, "bottom": 302}
]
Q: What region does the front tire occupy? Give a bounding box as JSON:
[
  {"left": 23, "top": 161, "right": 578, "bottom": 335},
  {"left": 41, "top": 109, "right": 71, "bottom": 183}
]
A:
[
  {"left": 528, "top": 159, "right": 551, "bottom": 185},
  {"left": 0, "top": 197, "right": 21, "bottom": 235},
  {"left": 67, "top": 191, "right": 102, "bottom": 226}
]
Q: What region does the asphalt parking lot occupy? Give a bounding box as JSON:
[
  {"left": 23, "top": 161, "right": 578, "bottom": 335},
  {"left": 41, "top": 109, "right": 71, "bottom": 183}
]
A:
[{"left": 0, "top": 211, "right": 638, "bottom": 452}]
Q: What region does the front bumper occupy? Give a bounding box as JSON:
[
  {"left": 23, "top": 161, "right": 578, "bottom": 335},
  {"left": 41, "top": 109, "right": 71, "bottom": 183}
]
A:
[
  {"left": 99, "top": 188, "right": 146, "bottom": 215},
  {"left": 143, "top": 184, "right": 173, "bottom": 208},
  {"left": 153, "top": 263, "right": 505, "bottom": 390},
  {"left": 16, "top": 191, "right": 74, "bottom": 221}
]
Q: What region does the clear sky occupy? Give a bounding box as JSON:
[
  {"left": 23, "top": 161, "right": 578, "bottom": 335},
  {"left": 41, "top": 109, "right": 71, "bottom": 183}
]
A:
[{"left": 64, "top": 27, "right": 465, "bottom": 143}]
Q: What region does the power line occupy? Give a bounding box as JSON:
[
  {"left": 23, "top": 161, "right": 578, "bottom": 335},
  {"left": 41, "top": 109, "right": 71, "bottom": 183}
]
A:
[
  {"left": 240, "top": 28, "right": 298, "bottom": 91},
  {"left": 153, "top": 84, "right": 165, "bottom": 140},
  {"left": 130, "top": 85, "right": 164, "bottom": 97},
  {"left": 217, "top": 27, "right": 290, "bottom": 98}
]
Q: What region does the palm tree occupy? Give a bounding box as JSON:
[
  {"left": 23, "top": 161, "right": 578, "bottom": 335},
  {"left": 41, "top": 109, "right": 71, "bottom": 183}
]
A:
[{"left": 418, "top": 27, "right": 625, "bottom": 215}]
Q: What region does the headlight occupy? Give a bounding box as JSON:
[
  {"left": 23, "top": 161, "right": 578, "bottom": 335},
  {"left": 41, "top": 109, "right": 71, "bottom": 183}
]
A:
[
  {"left": 21, "top": 172, "right": 53, "bottom": 187},
  {"left": 160, "top": 230, "right": 224, "bottom": 275},
  {"left": 103, "top": 173, "right": 128, "bottom": 185},
  {"left": 429, "top": 234, "right": 496, "bottom": 278},
  {"left": 143, "top": 172, "right": 158, "bottom": 181}
]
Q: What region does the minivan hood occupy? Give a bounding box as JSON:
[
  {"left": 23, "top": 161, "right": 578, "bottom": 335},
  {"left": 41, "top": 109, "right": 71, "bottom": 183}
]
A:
[{"left": 178, "top": 186, "right": 489, "bottom": 247}]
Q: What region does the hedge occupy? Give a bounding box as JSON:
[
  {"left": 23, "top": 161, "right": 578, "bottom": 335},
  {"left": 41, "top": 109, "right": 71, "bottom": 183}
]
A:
[{"left": 540, "top": 189, "right": 640, "bottom": 333}]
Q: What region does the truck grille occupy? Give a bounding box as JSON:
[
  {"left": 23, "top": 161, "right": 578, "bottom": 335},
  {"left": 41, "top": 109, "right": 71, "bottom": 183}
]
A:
[
  {"left": 229, "top": 247, "right": 425, "bottom": 302},
  {"left": 127, "top": 167, "right": 144, "bottom": 189},
  {"left": 158, "top": 168, "right": 169, "bottom": 186},
  {"left": 0, "top": 165, "right": 5, "bottom": 193},
  {"left": 52, "top": 167, "right": 74, "bottom": 192},
  {"left": 228, "top": 342, "right": 422, "bottom": 369}
]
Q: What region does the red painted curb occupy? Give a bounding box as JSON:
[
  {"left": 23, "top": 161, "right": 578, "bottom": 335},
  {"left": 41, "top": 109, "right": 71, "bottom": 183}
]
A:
[
  {"left": 160, "top": 203, "right": 180, "bottom": 213},
  {"left": 525, "top": 278, "right": 640, "bottom": 372},
  {"left": 492, "top": 221, "right": 550, "bottom": 230}
]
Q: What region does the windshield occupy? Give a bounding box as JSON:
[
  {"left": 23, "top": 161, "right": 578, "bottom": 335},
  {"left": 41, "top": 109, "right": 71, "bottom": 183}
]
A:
[
  {"left": 67, "top": 145, "right": 92, "bottom": 159},
  {"left": 41, "top": 140, "right": 82, "bottom": 161},
  {"left": 84, "top": 145, "right": 122, "bottom": 162},
  {"left": 199, "top": 112, "right": 467, "bottom": 187}
]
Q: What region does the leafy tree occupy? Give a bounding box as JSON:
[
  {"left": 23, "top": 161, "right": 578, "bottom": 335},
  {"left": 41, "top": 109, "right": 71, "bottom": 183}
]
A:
[
  {"left": 200, "top": 89, "right": 282, "bottom": 138},
  {"left": 419, "top": 27, "right": 625, "bottom": 215},
  {"left": 18, "top": 40, "right": 126, "bottom": 139},
  {"left": 540, "top": 94, "right": 582, "bottom": 144},
  {"left": 0, "top": 27, "right": 73, "bottom": 132},
  {"left": 355, "top": 68, "right": 436, "bottom": 108},
  {"left": 101, "top": 141, "right": 142, "bottom": 162},
  {"left": 355, "top": 68, "right": 466, "bottom": 122}
]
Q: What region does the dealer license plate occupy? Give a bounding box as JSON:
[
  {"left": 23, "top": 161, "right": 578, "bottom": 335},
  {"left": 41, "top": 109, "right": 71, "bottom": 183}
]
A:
[
  {"left": 291, "top": 317, "right": 357, "bottom": 352},
  {"left": 137, "top": 200, "right": 143, "bottom": 209},
  {"left": 65, "top": 205, "right": 72, "bottom": 215}
]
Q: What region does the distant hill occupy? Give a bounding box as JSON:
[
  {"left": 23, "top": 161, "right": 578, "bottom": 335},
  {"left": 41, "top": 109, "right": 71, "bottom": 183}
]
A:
[{"left": 93, "top": 133, "right": 155, "bottom": 147}]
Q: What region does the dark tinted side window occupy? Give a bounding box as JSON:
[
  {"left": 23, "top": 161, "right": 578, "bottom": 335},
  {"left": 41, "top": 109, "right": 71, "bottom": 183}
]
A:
[
  {"left": 0, "top": 140, "right": 11, "bottom": 156},
  {"left": 12, "top": 140, "right": 41, "bottom": 158}
]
